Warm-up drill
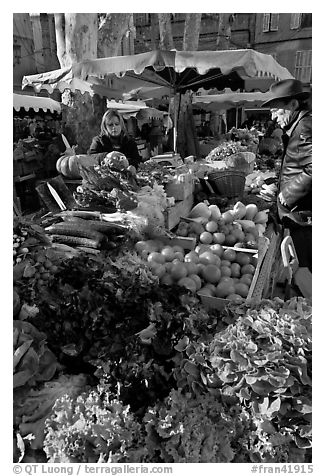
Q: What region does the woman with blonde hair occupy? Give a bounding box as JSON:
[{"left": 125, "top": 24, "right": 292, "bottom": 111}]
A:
[{"left": 88, "top": 109, "right": 141, "bottom": 169}]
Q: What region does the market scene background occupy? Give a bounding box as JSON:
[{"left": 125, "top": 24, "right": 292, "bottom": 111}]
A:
[{"left": 10, "top": 10, "right": 314, "bottom": 472}]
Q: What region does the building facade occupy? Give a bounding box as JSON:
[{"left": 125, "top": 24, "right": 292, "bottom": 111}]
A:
[
  {"left": 253, "top": 13, "right": 312, "bottom": 86},
  {"left": 13, "top": 12, "right": 312, "bottom": 95},
  {"left": 13, "top": 13, "right": 59, "bottom": 95}
]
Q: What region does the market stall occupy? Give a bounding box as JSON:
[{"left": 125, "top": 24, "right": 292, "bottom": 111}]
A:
[
  {"left": 13, "top": 150, "right": 312, "bottom": 463},
  {"left": 13, "top": 50, "right": 311, "bottom": 466}
]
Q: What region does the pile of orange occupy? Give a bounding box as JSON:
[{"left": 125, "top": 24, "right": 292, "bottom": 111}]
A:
[{"left": 135, "top": 239, "right": 257, "bottom": 303}]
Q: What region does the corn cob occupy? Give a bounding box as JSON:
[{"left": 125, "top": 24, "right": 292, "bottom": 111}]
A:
[
  {"left": 45, "top": 223, "right": 105, "bottom": 242},
  {"left": 50, "top": 234, "right": 101, "bottom": 249}
]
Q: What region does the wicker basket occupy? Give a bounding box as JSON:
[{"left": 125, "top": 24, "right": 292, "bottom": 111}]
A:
[{"left": 208, "top": 170, "right": 246, "bottom": 198}]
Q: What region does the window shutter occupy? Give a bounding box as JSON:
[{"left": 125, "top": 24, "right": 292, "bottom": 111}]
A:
[
  {"left": 301, "top": 13, "right": 312, "bottom": 28},
  {"left": 262, "top": 13, "right": 271, "bottom": 32},
  {"left": 290, "top": 13, "right": 301, "bottom": 29},
  {"left": 270, "top": 13, "right": 279, "bottom": 31},
  {"left": 295, "top": 50, "right": 312, "bottom": 83}
]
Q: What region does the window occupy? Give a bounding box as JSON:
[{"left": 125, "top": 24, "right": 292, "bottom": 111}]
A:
[
  {"left": 134, "top": 14, "right": 151, "bottom": 26},
  {"left": 13, "top": 44, "right": 21, "bottom": 66},
  {"left": 301, "top": 13, "right": 312, "bottom": 28},
  {"left": 262, "top": 13, "right": 271, "bottom": 32},
  {"left": 290, "top": 13, "right": 301, "bottom": 29},
  {"left": 262, "top": 13, "right": 279, "bottom": 32},
  {"left": 294, "top": 50, "right": 312, "bottom": 83},
  {"left": 270, "top": 13, "right": 279, "bottom": 31}
]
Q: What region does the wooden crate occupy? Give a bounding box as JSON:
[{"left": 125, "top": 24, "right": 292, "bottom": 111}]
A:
[
  {"left": 200, "top": 236, "right": 269, "bottom": 311},
  {"left": 164, "top": 173, "right": 195, "bottom": 201},
  {"left": 164, "top": 194, "right": 194, "bottom": 231}
]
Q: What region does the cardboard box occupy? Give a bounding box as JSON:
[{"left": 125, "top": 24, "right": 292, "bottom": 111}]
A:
[
  {"left": 164, "top": 194, "right": 194, "bottom": 231},
  {"left": 165, "top": 173, "right": 195, "bottom": 201},
  {"left": 199, "top": 236, "right": 269, "bottom": 311}
]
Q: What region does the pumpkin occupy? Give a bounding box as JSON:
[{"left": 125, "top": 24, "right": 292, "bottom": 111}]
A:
[
  {"left": 56, "top": 155, "right": 81, "bottom": 179},
  {"left": 56, "top": 153, "right": 107, "bottom": 179}
]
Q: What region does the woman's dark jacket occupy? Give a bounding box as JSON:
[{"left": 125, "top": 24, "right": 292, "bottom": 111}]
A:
[
  {"left": 88, "top": 134, "right": 141, "bottom": 169},
  {"left": 278, "top": 109, "right": 312, "bottom": 225}
]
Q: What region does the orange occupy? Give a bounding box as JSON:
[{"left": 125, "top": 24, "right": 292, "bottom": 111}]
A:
[
  {"left": 240, "top": 274, "right": 253, "bottom": 286},
  {"left": 195, "top": 244, "right": 211, "bottom": 255},
  {"left": 184, "top": 251, "right": 200, "bottom": 263},
  {"left": 197, "top": 286, "right": 214, "bottom": 297},
  {"left": 160, "top": 246, "right": 175, "bottom": 262},
  {"left": 205, "top": 221, "right": 219, "bottom": 233},
  {"left": 210, "top": 244, "right": 224, "bottom": 257},
  {"left": 241, "top": 264, "right": 256, "bottom": 275},
  {"left": 160, "top": 273, "right": 174, "bottom": 286},
  {"left": 222, "top": 249, "right": 237, "bottom": 262},
  {"left": 151, "top": 264, "right": 167, "bottom": 278},
  {"left": 215, "top": 281, "right": 235, "bottom": 298},
  {"left": 220, "top": 276, "right": 234, "bottom": 285},
  {"left": 170, "top": 262, "right": 188, "bottom": 280},
  {"left": 199, "top": 251, "right": 219, "bottom": 266},
  {"left": 224, "top": 234, "right": 237, "bottom": 246},
  {"left": 205, "top": 283, "right": 217, "bottom": 293},
  {"left": 177, "top": 277, "right": 197, "bottom": 293},
  {"left": 234, "top": 282, "right": 250, "bottom": 298},
  {"left": 220, "top": 266, "right": 232, "bottom": 277},
  {"left": 200, "top": 231, "right": 213, "bottom": 244},
  {"left": 174, "top": 251, "right": 184, "bottom": 261},
  {"left": 220, "top": 259, "right": 231, "bottom": 267},
  {"left": 230, "top": 262, "right": 241, "bottom": 278},
  {"left": 196, "top": 263, "right": 206, "bottom": 276},
  {"left": 185, "top": 262, "right": 199, "bottom": 275},
  {"left": 188, "top": 274, "right": 202, "bottom": 290},
  {"left": 212, "top": 232, "right": 226, "bottom": 245},
  {"left": 202, "top": 264, "right": 221, "bottom": 284},
  {"left": 164, "top": 262, "right": 174, "bottom": 273},
  {"left": 235, "top": 252, "right": 251, "bottom": 266},
  {"left": 147, "top": 252, "right": 165, "bottom": 265}
]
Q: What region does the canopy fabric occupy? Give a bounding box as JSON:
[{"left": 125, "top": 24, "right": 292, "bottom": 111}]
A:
[
  {"left": 105, "top": 100, "right": 165, "bottom": 122},
  {"left": 21, "top": 75, "right": 125, "bottom": 99},
  {"left": 192, "top": 91, "right": 274, "bottom": 111},
  {"left": 13, "top": 93, "right": 61, "bottom": 113},
  {"left": 22, "top": 49, "right": 293, "bottom": 98}
]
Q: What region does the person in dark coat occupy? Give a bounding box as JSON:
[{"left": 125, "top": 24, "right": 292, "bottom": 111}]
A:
[
  {"left": 262, "top": 79, "right": 312, "bottom": 296},
  {"left": 88, "top": 109, "right": 141, "bottom": 170}
]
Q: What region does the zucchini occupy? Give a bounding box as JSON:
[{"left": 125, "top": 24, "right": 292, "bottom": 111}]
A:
[
  {"left": 50, "top": 234, "right": 101, "bottom": 249},
  {"left": 76, "top": 246, "right": 101, "bottom": 255},
  {"left": 55, "top": 210, "right": 102, "bottom": 220}
]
